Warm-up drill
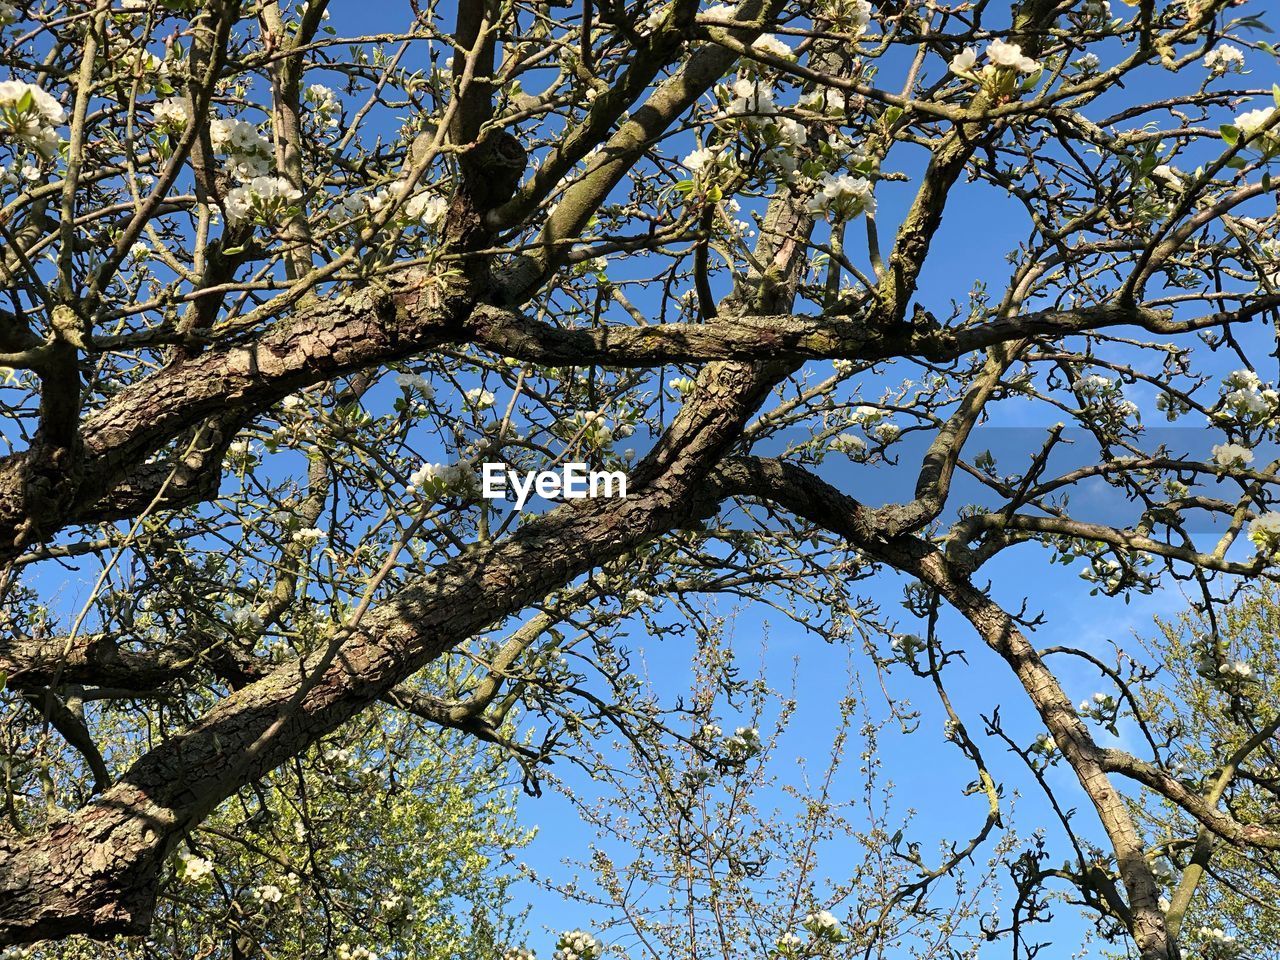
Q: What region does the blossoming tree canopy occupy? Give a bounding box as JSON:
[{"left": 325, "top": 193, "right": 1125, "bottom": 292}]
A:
[{"left": 1, "top": 0, "right": 1280, "bottom": 957}]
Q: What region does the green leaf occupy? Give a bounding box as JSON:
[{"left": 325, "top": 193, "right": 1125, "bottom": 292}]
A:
[{"left": 1221, "top": 124, "right": 1240, "bottom": 146}]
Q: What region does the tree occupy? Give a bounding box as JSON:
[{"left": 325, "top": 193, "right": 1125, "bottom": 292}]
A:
[
  {"left": 0, "top": 0, "right": 1278, "bottom": 957},
  {"left": 30, "top": 696, "right": 532, "bottom": 960},
  {"left": 1136, "top": 585, "right": 1280, "bottom": 958}
]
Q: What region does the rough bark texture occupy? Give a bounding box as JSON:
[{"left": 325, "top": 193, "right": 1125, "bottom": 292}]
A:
[{"left": 0, "top": 359, "right": 784, "bottom": 942}]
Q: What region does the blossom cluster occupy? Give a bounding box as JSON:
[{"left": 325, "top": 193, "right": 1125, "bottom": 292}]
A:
[
  {"left": 950, "top": 39, "right": 1042, "bottom": 96},
  {"left": 395, "top": 372, "right": 436, "bottom": 400},
  {"left": 553, "top": 930, "right": 602, "bottom": 960},
  {"left": 830, "top": 432, "right": 866, "bottom": 457},
  {"left": 303, "top": 82, "right": 340, "bottom": 128},
  {"left": 1193, "top": 925, "right": 1240, "bottom": 957},
  {"left": 1211, "top": 442, "right": 1253, "bottom": 468},
  {"left": 152, "top": 97, "right": 190, "bottom": 131},
  {"left": 1215, "top": 369, "right": 1279, "bottom": 426},
  {"left": 210, "top": 117, "right": 274, "bottom": 180},
  {"left": 407, "top": 461, "right": 466, "bottom": 498},
  {"left": 807, "top": 172, "right": 875, "bottom": 219},
  {"left": 1077, "top": 691, "right": 1117, "bottom": 721},
  {"left": 178, "top": 853, "right": 214, "bottom": 884},
  {"left": 1079, "top": 557, "right": 1123, "bottom": 592},
  {"left": 252, "top": 883, "right": 284, "bottom": 904},
  {"left": 1204, "top": 44, "right": 1246, "bottom": 75},
  {"left": 889, "top": 632, "right": 924, "bottom": 662},
  {"left": 0, "top": 79, "right": 64, "bottom": 153},
  {"left": 724, "top": 725, "right": 762, "bottom": 758},
  {"left": 1195, "top": 651, "right": 1257, "bottom": 691},
  {"left": 1249, "top": 512, "right": 1280, "bottom": 555},
  {"left": 292, "top": 527, "right": 327, "bottom": 547},
  {"left": 225, "top": 176, "right": 303, "bottom": 227},
  {"left": 802, "top": 909, "right": 847, "bottom": 943},
  {"left": 562, "top": 409, "right": 632, "bottom": 449},
  {"left": 821, "top": 0, "right": 872, "bottom": 33},
  {"left": 1234, "top": 106, "right": 1279, "bottom": 157}
]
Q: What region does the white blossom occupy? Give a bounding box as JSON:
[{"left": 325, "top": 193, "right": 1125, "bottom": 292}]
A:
[
  {"left": 1075, "top": 52, "right": 1100, "bottom": 72},
  {"left": 1204, "top": 44, "right": 1246, "bottom": 75},
  {"left": 800, "top": 87, "right": 845, "bottom": 114},
  {"left": 327, "top": 194, "right": 365, "bottom": 223},
  {"left": 1211, "top": 442, "right": 1254, "bottom": 468},
  {"left": 395, "top": 372, "right": 434, "bottom": 398},
  {"left": 1194, "top": 925, "right": 1237, "bottom": 947},
  {"left": 1218, "top": 659, "right": 1252, "bottom": 680},
  {"left": 724, "top": 725, "right": 762, "bottom": 756},
  {"left": 209, "top": 117, "right": 269, "bottom": 156},
  {"left": 1223, "top": 386, "right": 1269, "bottom": 416},
  {"left": 1248, "top": 513, "right": 1280, "bottom": 552},
  {"left": 0, "top": 79, "right": 64, "bottom": 151},
  {"left": 950, "top": 47, "right": 977, "bottom": 75},
  {"left": 642, "top": 6, "right": 668, "bottom": 31},
  {"left": 725, "top": 78, "right": 776, "bottom": 117},
  {"left": 775, "top": 116, "right": 807, "bottom": 146},
  {"left": 292, "top": 527, "right": 327, "bottom": 547},
  {"left": 224, "top": 176, "right": 302, "bottom": 225},
  {"left": 553, "top": 929, "right": 602, "bottom": 960},
  {"left": 404, "top": 192, "right": 448, "bottom": 226},
  {"left": 227, "top": 603, "right": 263, "bottom": 631},
  {"left": 252, "top": 884, "right": 283, "bottom": 904},
  {"left": 408, "top": 461, "right": 464, "bottom": 496},
  {"left": 806, "top": 172, "right": 875, "bottom": 218},
  {"left": 986, "top": 39, "right": 1040, "bottom": 74},
  {"left": 178, "top": 854, "right": 213, "bottom": 883},
  {"left": 465, "top": 387, "right": 496, "bottom": 409},
  {"left": 304, "top": 83, "right": 338, "bottom": 110},
  {"left": 702, "top": 4, "right": 738, "bottom": 21},
  {"left": 831, "top": 433, "right": 865, "bottom": 456},
  {"left": 682, "top": 147, "right": 719, "bottom": 173},
  {"left": 151, "top": 97, "right": 190, "bottom": 129},
  {"left": 803, "top": 909, "right": 845, "bottom": 941},
  {"left": 751, "top": 35, "right": 793, "bottom": 60},
  {"left": 822, "top": 0, "right": 871, "bottom": 33},
  {"left": 1075, "top": 373, "right": 1114, "bottom": 395},
  {"left": 1236, "top": 107, "right": 1277, "bottom": 141}
]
